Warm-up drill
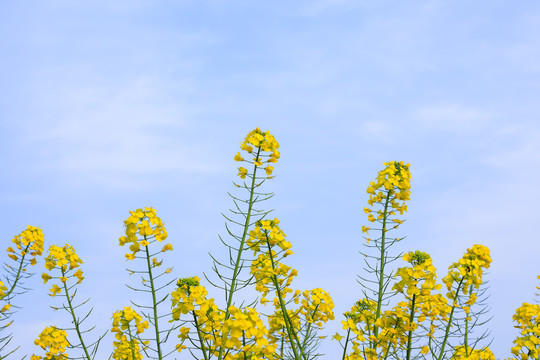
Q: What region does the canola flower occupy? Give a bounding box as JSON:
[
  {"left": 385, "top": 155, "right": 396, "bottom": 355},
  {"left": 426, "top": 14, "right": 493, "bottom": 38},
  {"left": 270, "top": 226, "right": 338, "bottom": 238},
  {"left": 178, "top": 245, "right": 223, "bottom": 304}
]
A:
[
  {"left": 209, "top": 128, "right": 282, "bottom": 360},
  {"left": 32, "top": 326, "right": 69, "bottom": 360},
  {"left": 8, "top": 225, "right": 45, "bottom": 266},
  {"left": 356, "top": 161, "right": 412, "bottom": 355},
  {"left": 392, "top": 251, "right": 450, "bottom": 360},
  {"left": 247, "top": 219, "right": 334, "bottom": 359},
  {"left": 119, "top": 207, "right": 173, "bottom": 360},
  {"left": 4, "top": 133, "right": 539, "bottom": 360},
  {"left": 40, "top": 244, "right": 101, "bottom": 360},
  {"left": 111, "top": 307, "right": 149, "bottom": 360},
  {"left": 435, "top": 245, "right": 492, "bottom": 360},
  {"left": 2, "top": 225, "right": 45, "bottom": 301},
  {"left": 452, "top": 346, "right": 496, "bottom": 360},
  {"left": 119, "top": 207, "right": 169, "bottom": 260},
  {"left": 234, "top": 127, "right": 280, "bottom": 181},
  {"left": 510, "top": 302, "right": 540, "bottom": 359}
]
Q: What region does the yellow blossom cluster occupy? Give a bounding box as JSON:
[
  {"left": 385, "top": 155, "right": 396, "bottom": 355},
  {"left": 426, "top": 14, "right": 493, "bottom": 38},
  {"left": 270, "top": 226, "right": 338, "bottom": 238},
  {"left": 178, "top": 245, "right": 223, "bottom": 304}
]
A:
[
  {"left": 8, "top": 225, "right": 45, "bottom": 265},
  {"left": 247, "top": 219, "right": 291, "bottom": 254},
  {"left": 118, "top": 207, "right": 169, "bottom": 260},
  {"left": 111, "top": 307, "right": 149, "bottom": 360},
  {"left": 363, "top": 161, "right": 411, "bottom": 243},
  {"left": 235, "top": 128, "right": 280, "bottom": 179},
  {"left": 443, "top": 245, "right": 492, "bottom": 301},
  {"left": 41, "top": 244, "right": 84, "bottom": 296},
  {"left": 220, "top": 306, "right": 277, "bottom": 358},
  {"left": 452, "top": 346, "right": 496, "bottom": 360},
  {"left": 171, "top": 277, "right": 276, "bottom": 359},
  {"left": 267, "top": 308, "right": 301, "bottom": 345},
  {"left": 340, "top": 300, "right": 378, "bottom": 354},
  {"left": 248, "top": 220, "right": 296, "bottom": 299},
  {"left": 171, "top": 277, "right": 223, "bottom": 353},
  {"left": 300, "top": 288, "right": 335, "bottom": 327},
  {"left": 510, "top": 302, "right": 540, "bottom": 359},
  {"left": 393, "top": 251, "right": 441, "bottom": 298},
  {"left": 32, "top": 326, "right": 69, "bottom": 360},
  {"left": 391, "top": 251, "right": 450, "bottom": 340}
]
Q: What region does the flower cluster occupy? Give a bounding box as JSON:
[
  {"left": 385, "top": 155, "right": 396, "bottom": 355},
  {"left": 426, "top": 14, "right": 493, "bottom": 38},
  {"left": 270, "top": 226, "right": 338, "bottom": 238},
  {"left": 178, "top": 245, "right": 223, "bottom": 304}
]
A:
[
  {"left": 8, "top": 225, "right": 45, "bottom": 265},
  {"left": 119, "top": 207, "right": 169, "bottom": 260},
  {"left": 300, "top": 288, "right": 335, "bottom": 327},
  {"left": 235, "top": 128, "right": 280, "bottom": 179},
  {"left": 393, "top": 251, "right": 441, "bottom": 298},
  {"left": 362, "top": 161, "right": 411, "bottom": 243},
  {"left": 41, "top": 244, "right": 84, "bottom": 296},
  {"left": 171, "top": 277, "right": 224, "bottom": 353},
  {"left": 510, "top": 302, "right": 540, "bottom": 359},
  {"left": 220, "top": 306, "right": 275, "bottom": 358},
  {"left": 248, "top": 219, "right": 296, "bottom": 301},
  {"left": 339, "top": 300, "right": 378, "bottom": 355},
  {"left": 452, "top": 346, "right": 496, "bottom": 359},
  {"left": 32, "top": 326, "right": 69, "bottom": 360},
  {"left": 443, "top": 244, "right": 492, "bottom": 303},
  {"left": 111, "top": 307, "right": 149, "bottom": 360}
]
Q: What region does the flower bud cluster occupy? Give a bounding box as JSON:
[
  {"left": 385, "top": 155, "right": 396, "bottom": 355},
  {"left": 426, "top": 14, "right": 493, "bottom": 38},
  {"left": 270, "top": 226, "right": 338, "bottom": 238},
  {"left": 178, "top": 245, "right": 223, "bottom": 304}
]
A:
[
  {"left": 119, "top": 207, "right": 169, "bottom": 260},
  {"left": 235, "top": 127, "right": 280, "bottom": 179},
  {"left": 32, "top": 326, "right": 69, "bottom": 360},
  {"left": 8, "top": 225, "right": 44, "bottom": 265}
]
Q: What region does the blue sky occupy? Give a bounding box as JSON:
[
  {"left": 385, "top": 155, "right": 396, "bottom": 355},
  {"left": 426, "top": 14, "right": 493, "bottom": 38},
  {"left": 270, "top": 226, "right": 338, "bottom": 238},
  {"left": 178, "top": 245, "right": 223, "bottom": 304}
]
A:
[{"left": 1, "top": 0, "right": 540, "bottom": 358}]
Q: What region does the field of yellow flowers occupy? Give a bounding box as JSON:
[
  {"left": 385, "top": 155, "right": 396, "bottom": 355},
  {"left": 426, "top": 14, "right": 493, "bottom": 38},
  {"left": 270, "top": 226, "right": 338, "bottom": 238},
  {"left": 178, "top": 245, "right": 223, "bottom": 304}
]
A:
[{"left": 1, "top": 128, "right": 539, "bottom": 360}]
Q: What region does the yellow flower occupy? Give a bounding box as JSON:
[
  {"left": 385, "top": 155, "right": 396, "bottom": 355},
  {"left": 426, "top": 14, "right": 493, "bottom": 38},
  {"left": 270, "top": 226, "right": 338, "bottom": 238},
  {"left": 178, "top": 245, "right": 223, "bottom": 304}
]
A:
[
  {"left": 41, "top": 273, "right": 52, "bottom": 284},
  {"left": 34, "top": 326, "right": 69, "bottom": 359},
  {"left": 49, "top": 284, "right": 61, "bottom": 297},
  {"left": 254, "top": 158, "right": 263, "bottom": 166},
  {"left": 264, "top": 166, "right": 274, "bottom": 175},
  {"left": 162, "top": 244, "right": 173, "bottom": 252},
  {"left": 238, "top": 167, "right": 248, "bottom": 179},
  {"left": 234, "top": 152, "right": 244, "bottom": 161}
]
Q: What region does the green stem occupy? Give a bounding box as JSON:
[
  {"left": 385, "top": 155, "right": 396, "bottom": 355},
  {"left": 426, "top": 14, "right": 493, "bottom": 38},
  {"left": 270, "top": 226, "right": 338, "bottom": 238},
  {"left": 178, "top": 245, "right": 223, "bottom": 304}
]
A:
[
  {"left": 217, "top": 147, "right": 261, "bottom": 360},
  {"left": 127, "top": 321, "right": 137, "bottom": 360},
  {"left": 144, "top": 243, "right": 162, "bottom": 360},
  {"left": 406, "top": 294, "right": 417, "bottom": 360},
  {"left": 61, "top": 269, "right": 91, "bottom": 360},
  {"left": 192, "top": 310, "right": 209, "bottom": 360},
  {"left": 341, "top": 328, "right": 351, "bottom": 360},
  {"left": 464, "top": 284, "right": 473, "bottom": 356},
  {"left": 437, "top": 277, "right": 465, "bottom": 360},
  {"left": 300, "top": 304, "right": 320, "bottom": 355},
  {"left": 374, "top": 191, "right": 391, "bottom": 342},
  {"left": 266, "top": 242, "right": 304, "bottom": 360},
  {"left": 1, "top": 244, "right": 30, "bottom": 301}
]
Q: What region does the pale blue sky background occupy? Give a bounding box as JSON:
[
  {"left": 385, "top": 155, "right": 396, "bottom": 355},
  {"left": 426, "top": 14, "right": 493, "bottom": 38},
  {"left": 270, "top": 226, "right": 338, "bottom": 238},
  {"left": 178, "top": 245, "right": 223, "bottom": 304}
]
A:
[{"left": 1, "top": 1, "right": 540, "bottom": 358}]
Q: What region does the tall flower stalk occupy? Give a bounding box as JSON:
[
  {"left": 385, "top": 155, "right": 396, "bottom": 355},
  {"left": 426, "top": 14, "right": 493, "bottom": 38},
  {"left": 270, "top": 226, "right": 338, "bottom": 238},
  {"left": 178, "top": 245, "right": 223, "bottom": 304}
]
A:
[
  {"left": 0, "top": 225, "right": 44, "bottom": 359},
  {"left": 41, "top": 244, "right": 105, "bottom": 360},
  {"left": 119, "top": 207, "right": 175, "bottom": 360}
]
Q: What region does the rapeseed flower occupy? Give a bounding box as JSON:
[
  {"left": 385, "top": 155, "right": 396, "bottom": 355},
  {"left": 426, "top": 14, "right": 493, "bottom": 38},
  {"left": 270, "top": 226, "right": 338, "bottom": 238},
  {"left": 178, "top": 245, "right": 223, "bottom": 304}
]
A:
[
  {"left": 119, "top": 207, "right": 168, "bottom": 260},
  {"left": 33, "top": 326, "right": 69, "bottom": 360}
]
